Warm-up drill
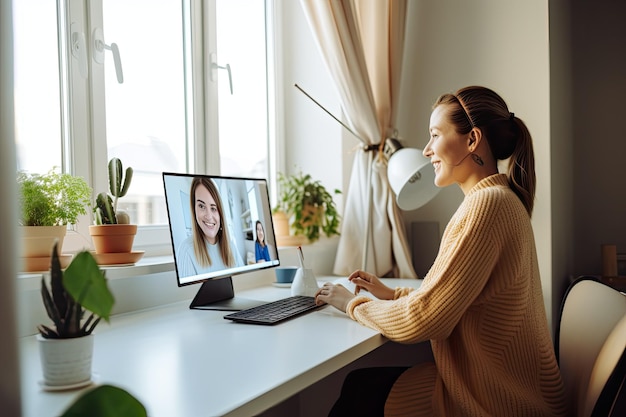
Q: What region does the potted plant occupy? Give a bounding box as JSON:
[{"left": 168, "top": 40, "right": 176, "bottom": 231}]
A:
[
  {"left": 17, "top": 168, "right": 92, "bottom": 271},
  {"left": 89, "top": 158, "right": 140, "bottom": 260},
  {"left": 274, "top": 171, "right": 341, "bottom": 243},
  {"left": 38, "top": 241, "right": 114, "bottom": 389}
]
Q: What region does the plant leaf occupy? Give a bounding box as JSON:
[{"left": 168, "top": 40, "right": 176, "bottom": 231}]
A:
[
  {"left": 60, "top": 384, "right": 147, "bottom": 417},
  {"left": 50, "top": 241, "right": 68, "bottom": 317},
  {"left": 63, "top": 251, "right": 114, "bottom": 322}
]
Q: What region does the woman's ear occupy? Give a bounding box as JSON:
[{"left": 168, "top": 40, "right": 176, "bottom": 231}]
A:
[{"left": 468, "top": 128, "right": 483, "bottom": 151}]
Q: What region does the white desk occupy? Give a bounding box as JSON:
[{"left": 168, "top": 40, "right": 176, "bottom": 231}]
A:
[{"left": 20, "top": 278, "right": 421, "bottom": 417}]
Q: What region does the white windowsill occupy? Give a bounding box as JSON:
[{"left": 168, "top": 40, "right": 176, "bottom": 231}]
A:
[
  {"left": 17, "top": 255, "right": 176, "bottom": 290},
  {"left": 17, "top": 236, "right": 340, "bottom": 289}
]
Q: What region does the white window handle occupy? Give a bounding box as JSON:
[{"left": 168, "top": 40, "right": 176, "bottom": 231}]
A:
[
  {"left": 70, "top": 23, "right": 88, "bottom": 79},
  {"left": 209, "top": 52, "right": 233, "bottom": 94},
  {"left": 92, "top": 27, "right": 124, "bottom": 84}
]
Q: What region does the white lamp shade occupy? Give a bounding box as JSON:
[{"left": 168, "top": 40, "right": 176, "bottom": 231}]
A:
[{"left": 387, "top": 148, "right": 439, "bottom": 210}]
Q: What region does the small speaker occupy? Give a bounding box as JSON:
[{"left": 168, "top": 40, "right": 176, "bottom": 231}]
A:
[{"left": 411, "top": 221, "right": 440, "bottom": 279}]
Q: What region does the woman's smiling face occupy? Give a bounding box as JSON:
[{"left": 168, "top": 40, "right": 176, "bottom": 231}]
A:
[
  {"left": 423, "top": 104, "right": 472, "bottom": 188},
  {"left": 194, "top": 183, "right": 220, "bottom": 244}
]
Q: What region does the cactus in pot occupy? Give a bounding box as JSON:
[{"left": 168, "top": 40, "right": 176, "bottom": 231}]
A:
[
  {"left": 90, "top": 157, "right": 138, "bottom": 256},
  {"left": 93, "top": 157, "right": 133, "bottom": 225}
]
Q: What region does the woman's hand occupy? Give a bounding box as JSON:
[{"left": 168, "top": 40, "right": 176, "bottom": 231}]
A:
[
  {"left": 315, "top": 283, "right": 355, "bottom": 313},
  {"left": 348, "top": 270, "right": 395, "bottom": 300}
]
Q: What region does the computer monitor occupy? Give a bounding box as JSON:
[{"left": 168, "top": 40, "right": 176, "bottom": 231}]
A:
[{"left": 162, "top": 172, "right": 280, "bottom": 311}]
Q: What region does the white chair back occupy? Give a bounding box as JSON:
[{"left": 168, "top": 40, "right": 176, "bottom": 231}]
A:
[{"left": 556, "top": 277, "right": 626, "bottom": 417}]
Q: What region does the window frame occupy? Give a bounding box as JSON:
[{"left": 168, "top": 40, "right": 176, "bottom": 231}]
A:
[{"left": 55, "top": 0, "right": 278, "bottom": 258}]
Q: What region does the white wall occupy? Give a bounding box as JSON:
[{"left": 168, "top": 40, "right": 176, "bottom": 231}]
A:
[
  {"left": 282, "top": 1, "right": 556, "bottom": 320},
  {"left": 278, "top": 0, "right": 356, "bottom": 216}
]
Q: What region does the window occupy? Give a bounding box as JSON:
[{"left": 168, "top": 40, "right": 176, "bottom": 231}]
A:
[
  {"left": 215, "top": 0, "right": 270, "bottom": 179},
  {"left": 101, "top": 0, "right": 187, "bottom": 227},
  {"left": 13, "top": 0, "right": 276, "bottom": 256},
  {"left": 13, "top": 0, "right": 63, "bottom": 173}
]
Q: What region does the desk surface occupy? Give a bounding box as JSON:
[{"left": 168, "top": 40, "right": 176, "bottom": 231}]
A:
[{"left": 20, "top": 278, "right": 421, "bottom": 417}]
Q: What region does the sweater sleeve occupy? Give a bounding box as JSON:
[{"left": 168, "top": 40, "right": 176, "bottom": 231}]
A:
[{"left": 347, "top": 187, "right": 507, "bottom": 343}]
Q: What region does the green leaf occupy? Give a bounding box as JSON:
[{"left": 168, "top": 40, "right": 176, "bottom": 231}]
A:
[
  {"left": 63, "top": 251, "right": 114, "bottom": 322},
  {"left": 60, "top": 384, "right": 147, "bottom": 417}
]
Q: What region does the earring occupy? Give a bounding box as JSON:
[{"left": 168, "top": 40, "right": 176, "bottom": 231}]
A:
[{"left": 471, "top": 153, "right": 484, "bottom": 166}]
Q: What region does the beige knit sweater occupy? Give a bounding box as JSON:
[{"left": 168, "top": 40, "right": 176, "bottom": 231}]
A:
[{"left": 346, "top": 174, "right": 568, "bottom": 417}]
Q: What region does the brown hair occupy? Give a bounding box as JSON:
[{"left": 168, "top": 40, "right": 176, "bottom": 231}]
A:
[
  {"left": 189, "top": 177, "right": 235, "bottom": 267},
  {"left": 433, "top": 86, "right": 536, "bottom": 215}
]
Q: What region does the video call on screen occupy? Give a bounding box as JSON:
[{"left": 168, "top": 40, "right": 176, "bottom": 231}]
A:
[{"left": 163, "top": 173, "right": 279, "bottom": 286}]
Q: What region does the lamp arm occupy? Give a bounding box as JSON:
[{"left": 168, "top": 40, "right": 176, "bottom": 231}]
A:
[{"left": 294, "top": 84, "right": 369, "bottom": 144}]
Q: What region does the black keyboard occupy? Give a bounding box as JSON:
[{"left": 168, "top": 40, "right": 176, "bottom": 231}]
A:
[{"left": 223, "top": 295, "right": 321, "bottom": 325}]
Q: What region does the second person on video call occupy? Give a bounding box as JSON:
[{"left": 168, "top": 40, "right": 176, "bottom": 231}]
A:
[{"left": 255, "top": 220, "right": 272, "bottom": 262}]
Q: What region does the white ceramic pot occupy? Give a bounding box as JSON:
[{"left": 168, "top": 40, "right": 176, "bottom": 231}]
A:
[{"left": 38, "top": 334, "right": 94, "bottom": 388}]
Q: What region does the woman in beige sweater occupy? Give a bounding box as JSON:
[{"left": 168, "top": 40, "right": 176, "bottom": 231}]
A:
[{"left": 316, "top": 86, "right": 568, "bottom": 416}]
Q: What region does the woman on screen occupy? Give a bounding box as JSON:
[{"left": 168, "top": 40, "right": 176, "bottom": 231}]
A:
[
  {"left": 177, "top": 177, "right": 244, "bottom": 277},
  {"left": 254, "top": 220, "right": 271, "bottom": 262}
]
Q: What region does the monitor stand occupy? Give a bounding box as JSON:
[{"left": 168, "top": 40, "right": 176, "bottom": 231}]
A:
[{"left": 189, "top": 277, "right": 265, "bottom": 311}]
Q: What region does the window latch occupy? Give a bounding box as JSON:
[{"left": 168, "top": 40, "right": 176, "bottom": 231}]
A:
[
  {"left": 92, "top": 27, "right": 124, "bottom": 84},
  {"left": 70, "top": 23, "right": 88, "bottom": 79},
  {"left": 209, "top": 52, "right": 233, "bottom": 94}
]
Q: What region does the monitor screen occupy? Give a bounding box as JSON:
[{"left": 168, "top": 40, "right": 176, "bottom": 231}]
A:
[{"left": 162, "top": 173, "right": 280, "bottom": 309}]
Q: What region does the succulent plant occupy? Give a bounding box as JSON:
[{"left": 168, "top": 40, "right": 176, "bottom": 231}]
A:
[
  {"left": 93, "top": 157, "right": 133, "bottom": 225},
  {"left": 39, "top": 241, "right": 114, "bottom": 338}
]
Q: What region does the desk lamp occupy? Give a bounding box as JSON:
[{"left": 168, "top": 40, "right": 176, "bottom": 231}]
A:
[{"left": 383, "top": 138, "right": 439, "bottom": 211}]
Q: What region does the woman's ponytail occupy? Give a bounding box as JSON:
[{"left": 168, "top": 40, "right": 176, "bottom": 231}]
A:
[{"left": 507, "top": 116, "right": 536, "bottom": 216}]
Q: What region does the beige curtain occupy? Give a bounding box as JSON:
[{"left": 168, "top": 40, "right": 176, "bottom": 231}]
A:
[{"left": 300, "top": 0, "right": 416, "bottom": 278}]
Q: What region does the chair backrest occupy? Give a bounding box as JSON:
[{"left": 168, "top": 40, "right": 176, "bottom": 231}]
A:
[{"left": 555, "top": 276, "right": 626, "bottom": 417}]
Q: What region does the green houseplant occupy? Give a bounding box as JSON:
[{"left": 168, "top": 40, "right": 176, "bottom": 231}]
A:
[
  {"left": 38, "top": 241, "right": 115, "bottom": 389},
  {"left": 39, "top": 242, "right": 147, "bottom": 414},
  {"left": 93, "top": 157, "right": 134, "bottom": 225},
  {"left": 274, "top": 171, "right": 341, "bottom": 243},
  {"left": 39, "top": 242, "right": 114, "bottom": 339},
  {"left": 18, "top": 168, "right": 92, "bottom": 227},
  {"left": 89, "top": 158, "right": 139, "bottom": 256},
  {"left": 17, "top": 168, "right": 92, "bottom": 271}
]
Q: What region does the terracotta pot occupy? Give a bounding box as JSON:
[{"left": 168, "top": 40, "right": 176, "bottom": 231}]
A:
[
  {"left": 20, "top": 225, "right": 67, "bottom": 258},
  {"left": 38, "top": 334, "right": 94, "bottom": 388},
  {"left": 89, "top": 224, "right": 137, "bottom": 254},
  {"left": 272, "top": 212, "right": 307, "bottom": 247},
  {"left": 272, "top": 211, "right": 290, "bottom": 237}
]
